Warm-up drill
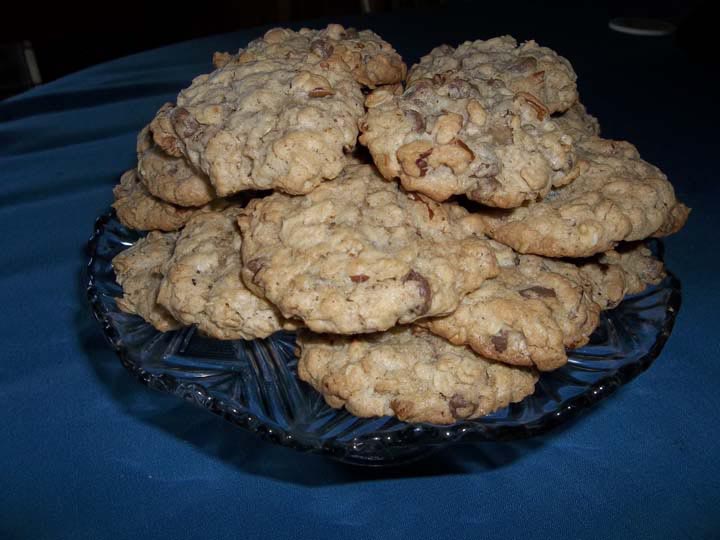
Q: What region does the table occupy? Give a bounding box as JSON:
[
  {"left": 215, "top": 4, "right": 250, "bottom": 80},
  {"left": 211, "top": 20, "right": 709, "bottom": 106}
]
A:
[{"left": 1, "top": 4, "right": 718, "bottom": 539}]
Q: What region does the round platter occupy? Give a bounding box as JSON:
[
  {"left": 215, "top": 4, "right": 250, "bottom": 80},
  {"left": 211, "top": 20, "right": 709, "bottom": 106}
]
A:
[{"left": 86, "top": 211, "right": 681, "bottom": 466}]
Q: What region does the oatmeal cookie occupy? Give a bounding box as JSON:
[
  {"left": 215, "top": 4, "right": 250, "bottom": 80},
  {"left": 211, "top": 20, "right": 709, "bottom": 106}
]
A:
[
  {"left": 112, "top": 169, "right": 211, "bottom": 232},
  {"left": 409, "top": 36, "right": 577, "bottom": 114},
  {"left": 360, "top": 39, "right": 580, "bottom": 208},
  {"left": 112, "top": 231, "right": 180, "bottom": 332},
  {"left": 217, "top": 24, "right": 406, "bottom": 88},
  {"left": 156, "top": 208, "right": 296, "bottom": 340},
  {"left": 238, "top": 164, "right": 499, "bottom": 334},
  {"left": 150, "top": 25, "right": 405, "bottom": 198},
  {"left": 478, "top": 136, "right": 690, "bottom": 257},
  {"left": 297, "top": 327, "right": 538, "bottom": 424},
  {"left": 136, "top": 125, "right": 216, "bottom": 207},
  {"left": 422, "top": 242, "right": 663, "bottom": 370}
]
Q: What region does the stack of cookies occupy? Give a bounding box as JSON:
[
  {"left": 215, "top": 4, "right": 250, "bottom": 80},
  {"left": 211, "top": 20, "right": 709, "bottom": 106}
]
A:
[{"left": 112, "top": 25, "right": 689, "bottom": 424}]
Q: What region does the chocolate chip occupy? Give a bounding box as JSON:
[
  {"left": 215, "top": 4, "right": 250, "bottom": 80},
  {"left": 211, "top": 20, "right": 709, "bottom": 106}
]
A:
[
  {"left": 449, "top": 394, "right": 477, "bottom": 419},
  {"left": 491, "top": 330, "right": 508, "bottom": 353},
  {"left": 403, "top": 270, "right": 432, "bottom": 314},
  {"left": 350, "top": 274, "right": 369, "bottom": 282},
  {"left": 310, "top": 39, "right": 334, "bottom": 59},
  {"left": 519, "top": 286, "right": 557, "bottom": 299},
  {"left": 432, "top": 73, "right": 447, "bottom": 85},
  {"left": 309, "top": 87, "right": 335, "bottom": 98},
  {"left": 246, "top": 258, "right": 266, "bottom": 283},
  {"left": 404, "top": 109, "right": 426, "bottom": 132},
  {"left": 171, "top": 107, "right": 200, "bottom": 138}
]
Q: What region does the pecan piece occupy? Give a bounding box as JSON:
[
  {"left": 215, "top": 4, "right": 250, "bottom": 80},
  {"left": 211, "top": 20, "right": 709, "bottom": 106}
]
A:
[
  {"left": 519, "top": 286, "right": 557, "bottom": 299},
  {"left": 515, "top": 91, "right": 549, "bottom": 121},
  {"left": 309, "top": 87, "right": 335, "bottom": 98}
]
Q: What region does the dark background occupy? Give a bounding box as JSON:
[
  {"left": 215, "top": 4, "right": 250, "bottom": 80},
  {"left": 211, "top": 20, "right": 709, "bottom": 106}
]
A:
[{"left": 0, "top": 0, "right": 712, "bottom": 99}]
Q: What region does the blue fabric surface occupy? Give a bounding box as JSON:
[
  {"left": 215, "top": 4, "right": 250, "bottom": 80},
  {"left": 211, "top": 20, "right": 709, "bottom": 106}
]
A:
[{"left": 1, "top": 6, "right": 718, "bottom": 540}]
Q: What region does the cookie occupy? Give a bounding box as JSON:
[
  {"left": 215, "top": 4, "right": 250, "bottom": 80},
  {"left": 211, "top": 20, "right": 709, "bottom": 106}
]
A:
[
  {"left": 359, "top": 40, "right": 580, "bottom": 208},
  {"left": 238, "top": 164, "right": 499, "bottom": 334},
  {"left": 156, "top": 208, "right": 296, "bottom": 340},
  {"left": 136, "top": 125, "right": 216, "bottom": 207},
  {"left": 112, "top": 231, "right": 180, "bottom": 332},
  {"left": 297, "top": 327, "right": 538, "bottom": 424},
  {"left": 422, "top": 242, "right": 662, "bottom": 370},
  {"left": 580, "top": 243, "right": 665, "bottom": 309},
  {"left": 477, "top": 136, "right": 690, "bottom": 257},
  {"left": 421, "top": 242, "right": 598, "bottom": 370},
  {"left": 409, "top": 36, "right": 578, "bottom": 114},
  {"left": 217, "top": 24, "right": 406, "bottom": 88},
  {"left": 113, "top": 169, "right": 207, "bottom": 232},
  {"left": 553, "top": 101, "right": 601, "bottom": 138},
  {"left": 150, "top": 24, "right": 404, "bottom": 198}
]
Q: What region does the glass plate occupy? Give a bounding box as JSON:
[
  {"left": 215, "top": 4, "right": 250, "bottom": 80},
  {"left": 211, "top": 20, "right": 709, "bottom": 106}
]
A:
[{"left": 85, "top": 211, "right": 681, "bottom": 466}]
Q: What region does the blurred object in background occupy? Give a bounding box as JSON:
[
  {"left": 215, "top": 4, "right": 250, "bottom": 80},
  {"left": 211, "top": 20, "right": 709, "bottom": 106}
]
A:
[{"left": 0, "top": 40, "right": 41, "bottom": 100}]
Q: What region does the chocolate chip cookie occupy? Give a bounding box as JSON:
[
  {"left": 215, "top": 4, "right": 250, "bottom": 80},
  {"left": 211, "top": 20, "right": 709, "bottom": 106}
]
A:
[
  {"left": 360, "top": 37, "right": 580, "bottom": 208},
  {"left": 477, "top": 135, "right": 690, "bottom": 257},
  {"left": 150, "top": 25, "right": 405, "bottom": 198},
  {"left": 113, "top": 169, "right": 217, "bottom": 232},
  {"left": 156, "top": 208, "right": 297, "bottom": 340},
  {"left": 112, "top": 231, "right": 180, "bottom": 332},
  {"left": 238, "top": 164, "right": 499, "bottom": 334},
  {"left": 136, "top": 125, "right": 216, "bottom": 207},
  {"left": 421, "top": 242, "right": 663, "bottom": 371},
  {"left": 297, "top": 326, "right": 538, "bottom": 424}
]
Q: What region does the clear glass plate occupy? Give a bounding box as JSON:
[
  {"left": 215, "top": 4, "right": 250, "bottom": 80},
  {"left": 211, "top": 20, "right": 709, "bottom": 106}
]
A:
[{"left": 85, "top": 211, "right": 681, "bottom": 466}]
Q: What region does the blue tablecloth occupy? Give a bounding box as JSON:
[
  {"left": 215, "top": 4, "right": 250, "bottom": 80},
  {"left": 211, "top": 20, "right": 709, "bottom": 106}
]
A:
[{"left": 1, "top": 5, "right": 718, "bottom": 539}]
